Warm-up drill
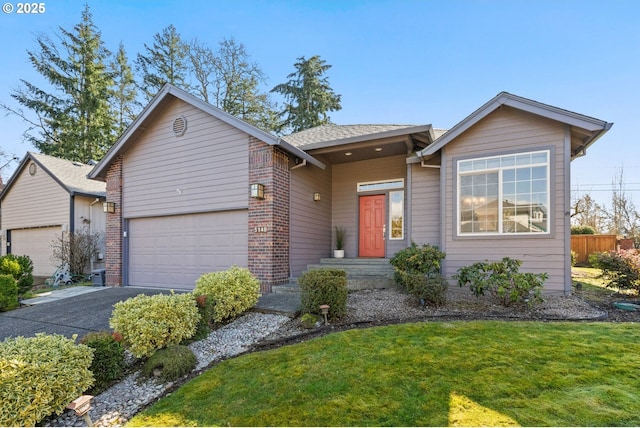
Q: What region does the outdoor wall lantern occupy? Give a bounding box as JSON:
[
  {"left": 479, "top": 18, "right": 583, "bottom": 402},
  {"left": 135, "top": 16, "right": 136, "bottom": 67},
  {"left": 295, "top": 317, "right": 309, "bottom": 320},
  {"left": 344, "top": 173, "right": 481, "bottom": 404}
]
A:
[
  {"left": 250, "top": 183, "right": 265, "bottom": 200},
  {"left": 313, "top": 192, "right": 321, "bottom": 202},
  {"left": 103, "top": 202, "right": 115, "bottom": 213}
]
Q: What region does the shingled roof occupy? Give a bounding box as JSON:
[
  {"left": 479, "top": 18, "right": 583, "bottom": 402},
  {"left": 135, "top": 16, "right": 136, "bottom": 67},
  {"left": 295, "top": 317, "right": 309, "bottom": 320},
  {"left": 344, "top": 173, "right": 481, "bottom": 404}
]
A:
[
  {"left": 282, "top": 124, "right": 449, "bottom": 153},
  {"left": 0, "top": 152, "right": 106, "bottom": 199}
]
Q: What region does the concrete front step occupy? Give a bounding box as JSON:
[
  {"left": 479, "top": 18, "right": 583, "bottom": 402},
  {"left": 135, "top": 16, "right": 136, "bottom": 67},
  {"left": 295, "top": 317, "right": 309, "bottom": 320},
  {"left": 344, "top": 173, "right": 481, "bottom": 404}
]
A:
[{"left": 295, "top": 258, "right": 397, "bottom": 291}]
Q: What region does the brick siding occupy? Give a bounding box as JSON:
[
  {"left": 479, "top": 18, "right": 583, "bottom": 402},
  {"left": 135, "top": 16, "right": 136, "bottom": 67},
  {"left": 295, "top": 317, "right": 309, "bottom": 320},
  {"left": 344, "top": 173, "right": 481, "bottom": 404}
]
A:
[
  {"left": 105, "top": 155, "right": 123, "bottom": 286},
  {"left": 248, "top": 138, "right": 290, "bottom": 293}
]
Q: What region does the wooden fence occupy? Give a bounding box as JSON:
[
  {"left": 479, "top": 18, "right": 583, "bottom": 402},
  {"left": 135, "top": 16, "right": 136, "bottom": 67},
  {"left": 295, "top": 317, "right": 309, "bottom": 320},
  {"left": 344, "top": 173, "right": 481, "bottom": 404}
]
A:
[{"left": 571, "top": 235, "right": 618, "bottom": 265}]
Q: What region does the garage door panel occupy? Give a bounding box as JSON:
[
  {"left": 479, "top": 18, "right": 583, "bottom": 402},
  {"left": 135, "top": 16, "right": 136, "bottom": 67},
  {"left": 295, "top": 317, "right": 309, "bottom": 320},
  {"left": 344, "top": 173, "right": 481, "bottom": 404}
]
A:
[
  {"left": 129, "top": 211, "right": 247, "bottom": 289},
  {"left": 11, "top": 227, "right": 62, "bottom": 277}
]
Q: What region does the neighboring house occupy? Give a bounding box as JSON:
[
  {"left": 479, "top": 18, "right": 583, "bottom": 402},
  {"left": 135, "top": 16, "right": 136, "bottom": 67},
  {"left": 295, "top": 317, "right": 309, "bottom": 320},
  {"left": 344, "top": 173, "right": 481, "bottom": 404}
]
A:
[
  {"left": 0, "top": 152, "right": 107, "bottom": 278},
  {"left": 88, "top": 84, "right": 611, "bottom": 295}
]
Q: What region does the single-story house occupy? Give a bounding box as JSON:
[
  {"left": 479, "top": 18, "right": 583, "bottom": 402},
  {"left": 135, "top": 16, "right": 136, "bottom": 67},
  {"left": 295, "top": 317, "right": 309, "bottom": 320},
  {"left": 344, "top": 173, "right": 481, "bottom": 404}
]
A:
[
  {"left": 88, "top": 84, "right": 611, "bottom": 294},
  {"left": 0, "top": 152, "right": 107, "bottom": 278}
]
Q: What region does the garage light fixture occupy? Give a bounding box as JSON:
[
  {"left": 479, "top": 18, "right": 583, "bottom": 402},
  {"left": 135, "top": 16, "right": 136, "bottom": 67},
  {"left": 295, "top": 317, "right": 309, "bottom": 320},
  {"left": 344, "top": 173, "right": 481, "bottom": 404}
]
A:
[
  {"left": 250, "top": 183, "right": 265, "bottom": 200},
  {"left": 313, "top": 192, "right": 321, "bottom": 202},
  {"left": 103, "top": 202, "right": 116, "bottom": 213}
]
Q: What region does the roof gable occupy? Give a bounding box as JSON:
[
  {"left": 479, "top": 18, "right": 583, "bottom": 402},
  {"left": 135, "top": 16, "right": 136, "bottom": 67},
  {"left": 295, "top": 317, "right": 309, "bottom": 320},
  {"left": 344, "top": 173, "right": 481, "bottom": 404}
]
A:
[
  {"left": 88, "top": 84, "right": 324, "bottom": 181},
  {"left": 417, "top": 92, "right": 612, "bottom": 159},
  {"left": 0, "top": 152, "right": 105, "bottom": 200}
]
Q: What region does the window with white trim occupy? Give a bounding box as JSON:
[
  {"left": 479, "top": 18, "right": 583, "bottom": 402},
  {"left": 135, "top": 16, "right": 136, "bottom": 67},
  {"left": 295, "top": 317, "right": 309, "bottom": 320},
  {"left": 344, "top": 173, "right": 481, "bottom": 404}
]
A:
[{"left": 457, "top": 150, "right": 549, "bottom": 235}]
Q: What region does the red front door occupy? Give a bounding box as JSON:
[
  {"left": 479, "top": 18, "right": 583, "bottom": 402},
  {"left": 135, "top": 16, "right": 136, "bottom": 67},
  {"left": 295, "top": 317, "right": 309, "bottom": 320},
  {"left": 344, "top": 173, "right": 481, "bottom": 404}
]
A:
[{"left": 359, "top": 195, "right": 385, "bottom": 257}]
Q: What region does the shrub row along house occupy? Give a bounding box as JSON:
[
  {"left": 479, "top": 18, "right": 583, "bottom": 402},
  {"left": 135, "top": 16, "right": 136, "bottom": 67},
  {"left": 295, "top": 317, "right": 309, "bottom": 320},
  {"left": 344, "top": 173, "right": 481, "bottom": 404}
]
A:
[{"left": 2, "top": 85, "right": 612, "bottom": 294}]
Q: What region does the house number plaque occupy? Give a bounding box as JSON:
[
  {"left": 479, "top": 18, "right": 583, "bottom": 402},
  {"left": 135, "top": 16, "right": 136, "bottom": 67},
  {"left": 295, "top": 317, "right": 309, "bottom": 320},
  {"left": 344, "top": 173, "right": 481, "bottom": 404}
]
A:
[{"left": 254, "top": 226, "right": 268, "bottom": 233}]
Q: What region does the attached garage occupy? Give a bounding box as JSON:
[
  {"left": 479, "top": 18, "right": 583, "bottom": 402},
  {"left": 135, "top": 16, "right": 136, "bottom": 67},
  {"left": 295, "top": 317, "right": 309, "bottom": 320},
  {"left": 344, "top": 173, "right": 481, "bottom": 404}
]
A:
[
  {"left": 127, "top": 210, "right": 248, "bottom": 289},
  {"left": 9, "top": 226, "right": 62, "bottom": 277}
]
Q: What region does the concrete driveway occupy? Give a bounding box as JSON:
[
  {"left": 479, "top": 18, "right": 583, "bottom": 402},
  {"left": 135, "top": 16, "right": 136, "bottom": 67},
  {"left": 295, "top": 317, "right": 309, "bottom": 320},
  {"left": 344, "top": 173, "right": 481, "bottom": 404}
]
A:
[{"left": 0, "top": 287, "right": 172, "bottom": 341}]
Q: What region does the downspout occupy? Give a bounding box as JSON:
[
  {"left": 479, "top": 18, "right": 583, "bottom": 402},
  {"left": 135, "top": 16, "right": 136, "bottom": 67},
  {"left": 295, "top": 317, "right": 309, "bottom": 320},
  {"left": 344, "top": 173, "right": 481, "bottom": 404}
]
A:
[
  {"left": 89, "top": 198, "right": 100, "bottom": 272},
  {"left": 564, "top": 125, "right": 572, "bottom": 295},
  {"left": 69, "top": 195, "right": 75, "bottom": 235},
  {"left": 406, "top": 163, "right": 412, "bottom": 245}
]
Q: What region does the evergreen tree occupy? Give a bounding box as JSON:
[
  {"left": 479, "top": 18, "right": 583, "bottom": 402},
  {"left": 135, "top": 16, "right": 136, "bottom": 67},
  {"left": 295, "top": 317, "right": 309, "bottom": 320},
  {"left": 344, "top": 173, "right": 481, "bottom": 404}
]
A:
[
  {"left": 110, "top": 43, "right": 139, "bottom": 136},
  {"left": 136, "top": 25, "right": 190, "bottom": 100},
  {"left": 271, "top": 55, "right": 342, "bottom": 134},
  {"left": 3, "top": 5, "right": 115, "bottom": 162}
]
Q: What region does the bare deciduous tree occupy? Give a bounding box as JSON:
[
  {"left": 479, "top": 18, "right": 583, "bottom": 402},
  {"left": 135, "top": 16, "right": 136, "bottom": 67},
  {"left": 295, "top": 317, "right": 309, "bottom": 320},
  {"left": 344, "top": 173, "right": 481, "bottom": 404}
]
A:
[{"left": 50, "top": 228, "right": 104, "bottom": 275}]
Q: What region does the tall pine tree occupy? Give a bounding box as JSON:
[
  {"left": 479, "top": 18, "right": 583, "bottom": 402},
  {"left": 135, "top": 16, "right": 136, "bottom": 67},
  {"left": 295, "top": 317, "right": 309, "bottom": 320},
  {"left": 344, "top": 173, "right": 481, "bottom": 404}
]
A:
[
  {"left": 136, "top": 25, "right": 191, "bottom": 101},
  {"left": 271, "top": 55, "right": 342, "bottom": 134},
  {"left": 110, "top": 43, "right": 139, "bottom": 135},
  {"left": 3, "top": 5, "right": 115, "bottom": 162}
]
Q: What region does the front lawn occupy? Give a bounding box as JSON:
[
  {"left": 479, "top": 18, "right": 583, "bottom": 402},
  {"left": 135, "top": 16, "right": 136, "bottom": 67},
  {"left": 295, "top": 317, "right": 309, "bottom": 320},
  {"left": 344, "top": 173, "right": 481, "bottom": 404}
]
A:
[{"left": 129, "top": 321, "right": 640, "bottom": 427}]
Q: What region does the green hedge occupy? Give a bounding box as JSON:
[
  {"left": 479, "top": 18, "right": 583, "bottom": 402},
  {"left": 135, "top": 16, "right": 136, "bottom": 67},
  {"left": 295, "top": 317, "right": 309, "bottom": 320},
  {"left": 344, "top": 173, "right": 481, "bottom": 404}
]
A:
[
  {"left": 109, "top": 292, "right": 199, "bottom": 358},
  {"left": 299, "top": 269, "right": 348, "bottom": 320},
  {"left": 0, "top": 255, "right": 34, "bottom": 295},
  {"left": 0, "top": 334, "right": 94, "bottom": 426},
  {"left": 194, "top": 266, "right": 261, "bottom": 324},
  {"left": 0, "top": 274, "right": 18, "bottom": 312},
  {"left": 80, "top": 331, "right": 126, "bottom": 394}
]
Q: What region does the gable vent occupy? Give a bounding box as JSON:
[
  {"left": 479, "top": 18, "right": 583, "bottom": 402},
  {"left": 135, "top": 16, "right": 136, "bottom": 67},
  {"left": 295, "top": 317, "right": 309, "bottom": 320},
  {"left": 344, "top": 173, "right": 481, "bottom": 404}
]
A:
[{"left": 172, "top": 115, "right": 187, "bottom": 137}]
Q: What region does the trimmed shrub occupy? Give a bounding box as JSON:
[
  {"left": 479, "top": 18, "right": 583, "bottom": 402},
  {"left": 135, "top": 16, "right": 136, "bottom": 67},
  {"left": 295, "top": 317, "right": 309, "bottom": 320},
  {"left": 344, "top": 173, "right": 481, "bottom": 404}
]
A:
[
  {"left": 0, "top": 255, "right": 34, "bottom": 295},
  {"left": 109, "top": 292, "right": 199, "bottom": 358},
  {"left": 142, "top": 344, "right": 197, "bottom": 382},
  {"left": 300, "top": 313, "right": 320, "bottom": 329},
  {"left": 0, "top": 333, "right": 94, "bottom": 427},
  {"left": 80, "top": 331, "right": 126, "bottom": 394},
  {"left": 192, "top": 294, "right": 214, "bottom": 340},
  {"left": 0, "top": 274, "right": 18, "bottom": 312},
  {"left": 590, "top": 250, "right": 640, "bottom": 292},
  {"left": 299, "top": 269, "right": 348, "bottom": 320},
  {"left": 194, "top": 266, "right": 261, "bottom": 324},
  {"left": 399, "top": 271, "right": 448, "bottom": 307},
  {"left": 455, "top": 257, "right": 547, "bottom": 307},
  {"left": 390, "top": 242, "right": 446, "bottom": 288}
]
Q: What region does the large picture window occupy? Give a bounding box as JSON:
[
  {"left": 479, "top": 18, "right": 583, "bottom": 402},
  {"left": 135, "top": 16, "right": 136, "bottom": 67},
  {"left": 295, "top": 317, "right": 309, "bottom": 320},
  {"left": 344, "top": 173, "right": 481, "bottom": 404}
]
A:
[{"left": 457, "top": 150, "right": 549, "bottom": 235}]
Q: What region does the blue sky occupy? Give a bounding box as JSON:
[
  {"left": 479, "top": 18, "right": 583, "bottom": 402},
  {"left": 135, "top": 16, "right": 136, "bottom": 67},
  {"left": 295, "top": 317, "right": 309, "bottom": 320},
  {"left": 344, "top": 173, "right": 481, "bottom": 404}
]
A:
[{"left": 0, "top": 0, "right": 638, "bottom": 209}]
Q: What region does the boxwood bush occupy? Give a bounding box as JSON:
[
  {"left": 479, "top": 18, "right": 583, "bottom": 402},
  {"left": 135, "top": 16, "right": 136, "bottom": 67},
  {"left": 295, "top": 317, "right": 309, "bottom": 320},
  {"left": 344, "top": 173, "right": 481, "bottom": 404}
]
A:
[
  {"left": 0, "top": 274, "right": 18, "bottom": 312},
  {"left": 109, "top": 292, "right": 199, "bottom": 358},
  {"left": 142, "top": 344, "right": 197, "bottom": 382},
  {"left": 0, "top": 255, "right": 34, "bottom": 295},
  {"left": 0, "top": 334, "right": 94, "bottom": 427},
  {"left": 299, "top": 269, "right": 348, "bottom": 320},
  {"left": 80, "top": 331, "right": 126, "bottom": 394},
  {"left": 194, "top": 266, "right": 261, "bottom": 324}
]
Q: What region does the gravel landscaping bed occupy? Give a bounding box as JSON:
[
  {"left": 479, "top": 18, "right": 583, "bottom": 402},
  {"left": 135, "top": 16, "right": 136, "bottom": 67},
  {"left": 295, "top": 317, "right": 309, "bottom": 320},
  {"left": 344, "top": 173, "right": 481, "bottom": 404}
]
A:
[{"left": 44, "top": 286, "right": 633, "bottom": 427}]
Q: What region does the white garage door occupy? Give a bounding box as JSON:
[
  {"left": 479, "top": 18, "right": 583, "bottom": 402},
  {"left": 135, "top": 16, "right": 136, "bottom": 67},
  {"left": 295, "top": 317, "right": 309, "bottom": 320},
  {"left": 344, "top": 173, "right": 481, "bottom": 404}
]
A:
[
  {"left": 10, "top": 226, "right": 62, "bottom": 277},
  {"left": 128, "top": 211, "right": 248, "bottom": 289}
]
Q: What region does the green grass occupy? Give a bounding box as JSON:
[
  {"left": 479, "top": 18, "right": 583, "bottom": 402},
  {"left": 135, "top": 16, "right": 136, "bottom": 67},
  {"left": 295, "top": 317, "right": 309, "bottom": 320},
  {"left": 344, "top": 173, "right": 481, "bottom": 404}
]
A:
[
  {"left": 128, "top": 322, "right": 640, "bottom": 427},
  {"left": 572, "top": 267, "right": 638, "bottom": 302}
]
